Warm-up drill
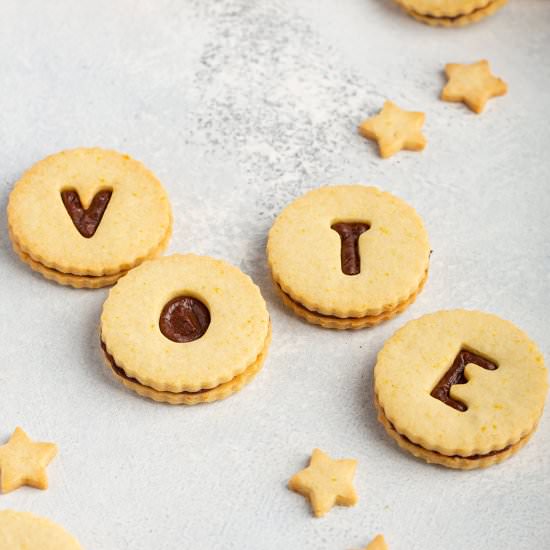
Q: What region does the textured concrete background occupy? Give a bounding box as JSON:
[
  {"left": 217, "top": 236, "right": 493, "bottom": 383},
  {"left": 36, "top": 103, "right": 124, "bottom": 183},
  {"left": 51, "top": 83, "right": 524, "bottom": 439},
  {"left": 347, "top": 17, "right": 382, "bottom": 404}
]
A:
[{"left": 0, "top": 1, "right": 549, "bottom": 549}]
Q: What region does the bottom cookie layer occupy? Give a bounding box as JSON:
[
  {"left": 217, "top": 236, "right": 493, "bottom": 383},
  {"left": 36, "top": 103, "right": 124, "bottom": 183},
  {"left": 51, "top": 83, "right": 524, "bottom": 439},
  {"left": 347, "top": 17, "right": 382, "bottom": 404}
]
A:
[
  {"left": 406, "top": 0, "right": 507, "bottom": 27},
  {"left": 10, "top": 229, "right": 170, "bottom": 289},
  {"left": 375, "top": 395, "right": 533, "bottom": 469},
  {"left": 274, "top": 271, "right": 427, "bottom": 330},
  {"left": 102, "top": 324, "right": 272, "bottom": 405}
]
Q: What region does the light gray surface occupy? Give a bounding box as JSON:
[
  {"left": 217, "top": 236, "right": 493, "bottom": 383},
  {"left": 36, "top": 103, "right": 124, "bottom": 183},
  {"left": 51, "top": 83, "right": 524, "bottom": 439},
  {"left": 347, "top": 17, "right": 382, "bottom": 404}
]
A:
[{"left": 0, "top": 1, "right": 549, "bottom": 549}]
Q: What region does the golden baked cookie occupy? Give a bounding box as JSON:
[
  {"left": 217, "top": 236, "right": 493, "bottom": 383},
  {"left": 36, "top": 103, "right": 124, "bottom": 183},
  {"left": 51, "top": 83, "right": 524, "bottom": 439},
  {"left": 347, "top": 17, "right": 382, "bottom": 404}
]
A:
[
  {"left": 364, "top": 535, "right": 389, "bottom": 550},
  {"left": 7, "top": 148, "right": 172, "bottom": 288},
  {"left": 394, "top": 0, "right": 492, "bottom": 17},
  {"left": 406, "top": 0, "right": 506, "bottom": 27},
  {"left": 288, "top": 448, "right": 358, "bottom": 517},
  {"left": 100, "top": 254, "right": 271, "bottom": 404},
  {"left": 0, "top": 427, "right": 57, "bottom": 493},
  {"left": 358, "top": 101, "right": 426, "bottom": 159},
  {"left": 374, "top": 310, "right": 548, "bottom": 469},
  {"left": 267, "top": 185, "right": 430, "bottom": 328},
  {"left": 441, "top": 60, "right": 508, "bottom": 113},
  {"left": 0, "top": 510, "right": 82, "bottom": 550}
]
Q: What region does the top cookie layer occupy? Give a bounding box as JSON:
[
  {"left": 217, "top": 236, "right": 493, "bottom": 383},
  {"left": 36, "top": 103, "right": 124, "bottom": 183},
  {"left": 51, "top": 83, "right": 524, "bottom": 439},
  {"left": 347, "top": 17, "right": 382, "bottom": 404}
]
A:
[
  {"left": 396, "top": 0, "right": 491, "bottom": 16},
  {"left": 0, "top": 510, "right": 82, "bottom": 550},
  {"left": 100, "top": 254, "right": 270, "bottom": 392},
  {"left": 267, "top": 185, "right": 430, "bottom": 317},
  {"left": 7, "top": 148, "right": 172, "bottom": 276},
  {"left": 374, "top": 310, "right": 548, "bottom": 456}
]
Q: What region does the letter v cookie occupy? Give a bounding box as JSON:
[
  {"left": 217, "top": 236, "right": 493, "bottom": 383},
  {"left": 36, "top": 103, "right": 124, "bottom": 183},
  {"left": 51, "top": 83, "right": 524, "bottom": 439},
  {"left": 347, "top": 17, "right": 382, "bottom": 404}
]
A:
[{"left": 7, "top": 148, "right": 172, "bottom": 288}]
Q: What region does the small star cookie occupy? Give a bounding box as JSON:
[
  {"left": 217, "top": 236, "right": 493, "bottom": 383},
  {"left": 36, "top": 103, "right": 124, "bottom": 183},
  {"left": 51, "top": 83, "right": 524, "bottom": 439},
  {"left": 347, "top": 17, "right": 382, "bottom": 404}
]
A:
[
  {"left": 0, "top": 427, "right": 57, "bottom": 493},
  {"left": 358, "top": 101, "right": 426, "bottom": 158},
  {"left": 441, "top": 60, "right": 507, "bottom": 113},
  {"left": 288, "top": 448, "right": 358, "bottom": 517},
  {"left": 365, "top": 534, "right": 389, "bottom": 550}
]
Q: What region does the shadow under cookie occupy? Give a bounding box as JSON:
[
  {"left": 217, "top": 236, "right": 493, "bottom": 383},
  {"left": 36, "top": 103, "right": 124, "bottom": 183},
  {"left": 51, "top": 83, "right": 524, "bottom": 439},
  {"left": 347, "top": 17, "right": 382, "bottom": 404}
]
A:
[
  {"left": 10, "top": 227, "right": 170, "bottom": 289},
  {"left": 374, "top": 394, "right": 533, "bottom": 469},
  {"left": 274, "top": 270, "right": 428, "bottom": 330},
  {"left": 102, "top": 324, "right": 272, "bottom": 405}
]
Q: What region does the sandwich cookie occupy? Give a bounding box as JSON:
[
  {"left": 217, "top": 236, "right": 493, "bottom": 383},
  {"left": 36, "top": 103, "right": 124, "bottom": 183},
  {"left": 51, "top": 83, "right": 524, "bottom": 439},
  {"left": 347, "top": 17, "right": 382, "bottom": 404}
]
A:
[
  {"left": 267, "top": 185, "right": 430, "bottom": 329},
  {"left": 374, "top": 310, "right": 548, "bottom": 469},
  {"left": 7, "top": 148, "right": 172, "bottom": 288},
  {"left": 100, "top": 254, "right": 271, "bottom": 404},
  {"left": 406, "top": 0, "right": 507, "bottom": 27},
  {"left": 395, "top": 0, "right": 494, "bottom": 17}
]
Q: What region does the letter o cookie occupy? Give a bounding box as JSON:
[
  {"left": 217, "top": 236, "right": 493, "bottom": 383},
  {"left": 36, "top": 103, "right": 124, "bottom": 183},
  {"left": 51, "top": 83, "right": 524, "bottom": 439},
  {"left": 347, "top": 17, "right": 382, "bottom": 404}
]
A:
[{"left": 100, "top": 254, "right": 271, "bottom": 404}]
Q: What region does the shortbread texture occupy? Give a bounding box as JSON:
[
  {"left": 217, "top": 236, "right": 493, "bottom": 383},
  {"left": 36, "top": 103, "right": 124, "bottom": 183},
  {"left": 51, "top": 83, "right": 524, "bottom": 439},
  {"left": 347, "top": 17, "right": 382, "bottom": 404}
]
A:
[
  {"left": 288, "top": 448, "right": 358, "bottom": 517},
  {"left": 374, "top": 310, "right": 548, "bottom": 456},
  {"left": 0, "top": 510, "right": 82, "bottom": 550},
  {"left": 358, "top": 101, "right": 426, "bottom": 158},
  {"left": 441, "top": 60, "right": 507, "bottom": 113},
  {"left": 267, "top": 185, "right": 430, "bottom": 317},
  {"left": 7, "top": 147, "right": 172, "bottom": 276},
  {"left": 101, "top": 254, "right": 270, "bottom": 392},
  {"left": 395, "top": 0, "right": 493, "bottom": 16},
  {"left": 0, "top": 427, "right": 57, "bottom": 493},
  {"left": 365, "top": 535, "right": 389, "bottom": 550}
]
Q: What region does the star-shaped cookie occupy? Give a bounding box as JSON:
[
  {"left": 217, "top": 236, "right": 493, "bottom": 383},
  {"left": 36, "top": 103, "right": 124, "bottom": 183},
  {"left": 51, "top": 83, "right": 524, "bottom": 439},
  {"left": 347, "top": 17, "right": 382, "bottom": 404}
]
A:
[
  {"left": 288, "top": 448, "right": 358, "bottom": 517},
  {"left": 358, "top": 100, "right": 426, "bottom": 158},
  {"left": 0, "top": 427, "right": 57, "bottom": 493},
  {"left": 365, "top": 534, "right": 389, "bottom": 550},
  {"left": 441, "top": 60, "right": 507, "bottom": 113}
]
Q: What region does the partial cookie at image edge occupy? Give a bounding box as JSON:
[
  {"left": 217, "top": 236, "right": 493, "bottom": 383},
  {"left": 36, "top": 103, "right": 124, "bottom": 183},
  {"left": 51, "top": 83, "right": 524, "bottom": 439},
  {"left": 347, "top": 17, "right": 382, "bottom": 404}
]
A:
[
  {"left": 0, "top": 510, "right": 83, "bottom": 550},
  {"left": 7, "top": 147, "right": 173, "bottom": 277},
  {"left": 394, "top": 0, "right": 492, "bottom": 17},
  {"left": 406, "top": 0, "right": 507, "bottom": 28}
]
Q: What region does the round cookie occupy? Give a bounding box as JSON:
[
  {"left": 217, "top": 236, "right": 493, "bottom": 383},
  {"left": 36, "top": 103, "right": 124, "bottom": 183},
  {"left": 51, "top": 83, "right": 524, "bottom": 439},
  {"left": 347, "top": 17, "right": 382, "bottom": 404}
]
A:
[
  {"left": 0, "top": 510, "right": 82, "bottom": 550},
  {"left": 406, "top": 0, "right": 506, "bottom": 27},
  {"left": 267, "top": 185, "right": 430, "bottom": 327},
  {"left": 374, "top": 310, "right": 548, "bottom": 469},
  {"left": 394, "top": 0, "right": 492, "bottom": 17},
  {"left": 100, "top": 254, "right": 271, "bottom": 403},
  {"left": 7, "top": 148, "right": 172, "bottom": 288}
]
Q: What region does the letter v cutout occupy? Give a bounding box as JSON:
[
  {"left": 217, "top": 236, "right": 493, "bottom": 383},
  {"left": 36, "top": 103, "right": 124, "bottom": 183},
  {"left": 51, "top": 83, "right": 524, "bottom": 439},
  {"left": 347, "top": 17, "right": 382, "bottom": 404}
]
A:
[{"left": 61, "top": 189, "right": 112, "bottom": 238}]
